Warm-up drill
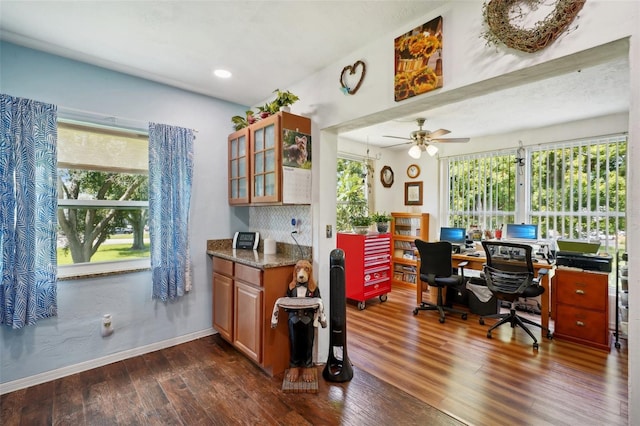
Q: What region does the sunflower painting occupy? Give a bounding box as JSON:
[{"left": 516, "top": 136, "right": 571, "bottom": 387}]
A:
[{"left": 394, "top": 16, "right": 443, "bottom": 101}]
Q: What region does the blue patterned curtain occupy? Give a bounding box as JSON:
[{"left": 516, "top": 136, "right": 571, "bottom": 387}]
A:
[
  {"left": 148, "top": 123, "right": 194, "bottom": 301},
  {"left": 0, "top": 94, "right": 58, "bottom": 328}
]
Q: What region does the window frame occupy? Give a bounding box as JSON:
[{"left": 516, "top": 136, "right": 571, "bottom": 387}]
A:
[
  {"left": 56, "top": 118, "right": 151, "bottom": 279},
  {"left": 443, "top": 134, "right": 627, "bottom": 254}
]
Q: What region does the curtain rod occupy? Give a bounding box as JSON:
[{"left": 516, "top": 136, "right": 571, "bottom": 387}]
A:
[{"left": 57, "top": 106, "right": 199, "bottom": 136}]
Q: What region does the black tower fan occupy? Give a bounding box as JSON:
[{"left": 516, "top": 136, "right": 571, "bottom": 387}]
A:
[{"left": 322, "top": 249, "right": 353, "bottom": 382}]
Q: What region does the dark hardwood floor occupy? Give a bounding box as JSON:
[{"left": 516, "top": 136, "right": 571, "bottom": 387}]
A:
[{"left": 1, "top": 285, "right": 628, "bottom": 425}]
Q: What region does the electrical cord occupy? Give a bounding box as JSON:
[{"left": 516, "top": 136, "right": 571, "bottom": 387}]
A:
[{"left": 291, "top": 231, "right": 305, "bottom": 259}]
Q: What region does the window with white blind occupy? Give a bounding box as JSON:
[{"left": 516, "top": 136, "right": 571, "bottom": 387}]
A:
[
  {"left": 57, "top": 121, "right": 150, "bottom": 277},
  {"left": 529, "top": 135, "right": 627, "bottom": 252},
  {"left": 445, "top": 134, "right": 627, "bottom": 252},
  {"left": 447, "top": 150, "right": 517, "bottom": 233}
]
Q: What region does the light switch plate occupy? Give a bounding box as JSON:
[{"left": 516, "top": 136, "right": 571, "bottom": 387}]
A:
[{"left": 326, "top": 225, "right": 332, "bottom": 238}]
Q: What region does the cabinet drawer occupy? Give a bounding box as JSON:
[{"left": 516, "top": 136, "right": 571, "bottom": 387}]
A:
[
  {"left": 555, "top": 305, "right": 609, "bottom": 345},
  {"left": 213, "top": 257, "right": 233, "bottom": 276},
  {"left": 555, "top": 270, "right": 607, "bottom": 311},
  {"left": 235, "top": 263, "right": 262, "bottom": 286}
]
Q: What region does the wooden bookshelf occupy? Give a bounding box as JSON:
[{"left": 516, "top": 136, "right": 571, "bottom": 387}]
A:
[{"left": 390, "top": 212, "right": 429, "bottom": 288}]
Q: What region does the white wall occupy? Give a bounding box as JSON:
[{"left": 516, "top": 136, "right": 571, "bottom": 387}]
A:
[{"left": 0, "top": 41, "right": 246, "bottom": 388}]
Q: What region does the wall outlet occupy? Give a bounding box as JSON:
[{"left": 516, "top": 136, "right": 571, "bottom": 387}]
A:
[
  {"left": 101, "top": 314, "right": 114, "bottom": 337},
  {"left": 326, "top": 224, "right": 332, "bottom": 238}
]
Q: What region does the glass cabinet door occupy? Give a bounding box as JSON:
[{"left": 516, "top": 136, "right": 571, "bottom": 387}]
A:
[
  {"left": 228, "top": 130, "right": 249, "bottom": 204},
  {"left": 251, "top": 115, "right": 280, "bottom": 203}
]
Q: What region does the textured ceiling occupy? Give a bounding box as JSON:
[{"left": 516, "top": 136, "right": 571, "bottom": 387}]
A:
[{"left": 0, "top": 1, "right": 629, "bottom": 146}]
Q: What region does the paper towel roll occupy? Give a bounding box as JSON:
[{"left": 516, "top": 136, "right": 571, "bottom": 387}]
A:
[{"left": 263, "top": 238, "right": 276, "bottom": 255}]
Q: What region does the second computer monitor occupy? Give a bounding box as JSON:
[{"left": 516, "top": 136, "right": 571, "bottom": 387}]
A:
[
  {"left": 505, "top": 223, "right": 538, "bottom": 240},
  {"left": 439, "top": 227, "right": 467, "bottom": 245}
]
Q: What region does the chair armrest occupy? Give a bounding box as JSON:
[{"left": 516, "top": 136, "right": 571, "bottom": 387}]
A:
[
  {"left": 458, "top": 260, "right": 469, "bottom": 279},
  {"left": 533, "top": 268, "right": 548, "bottom": 285},
  {"left": 537, "top": 268, "right": 549, "bottom": 277}
]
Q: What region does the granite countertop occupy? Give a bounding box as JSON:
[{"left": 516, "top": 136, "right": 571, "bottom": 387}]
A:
[{"left": 207, "top": 239, "right": 311, "bottom": 269}]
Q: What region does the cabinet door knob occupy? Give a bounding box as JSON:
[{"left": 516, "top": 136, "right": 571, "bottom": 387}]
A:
[
  {"left": 575, "top": 289, "right": 585, "bottom": 295},
  {"left": 576, "top": 321, "right": 585, "bottom": 327}
]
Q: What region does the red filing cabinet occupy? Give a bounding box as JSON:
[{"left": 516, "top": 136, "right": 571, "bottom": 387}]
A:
[{"left": 337, "top": 232, "right": 392, "bottom": 310}]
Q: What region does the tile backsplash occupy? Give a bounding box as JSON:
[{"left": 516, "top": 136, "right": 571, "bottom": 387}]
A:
[{"left": 249, "top": 205, "right": 312, "bottom": 247}]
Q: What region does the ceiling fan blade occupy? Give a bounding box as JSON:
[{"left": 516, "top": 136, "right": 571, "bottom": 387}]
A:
[
  {"left": 431, "top": 137, "right": 470, "bottom": 143},
  {"left": 383, "top": 140, "right": 413, "bottom": 148},
  {"left": 382, "top": 135, "right": 411, "bottom": 140},
  {"left": 427, "top": 129, "right": 450, "bottom": 138}
]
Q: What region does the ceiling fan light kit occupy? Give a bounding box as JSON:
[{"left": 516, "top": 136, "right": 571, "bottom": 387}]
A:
[
  {"left": 408, "top": 145, "right": 423, "bottom": 159},
  {"left": 383, "top": 117, "right": 469, "bottom": 158}
]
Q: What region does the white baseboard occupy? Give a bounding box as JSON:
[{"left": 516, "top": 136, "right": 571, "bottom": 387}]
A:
[{"left": 0, "top": 328, "right": 217, "bottom": 395}]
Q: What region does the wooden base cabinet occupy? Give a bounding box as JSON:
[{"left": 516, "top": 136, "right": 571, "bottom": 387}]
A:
[
  {"left": 211, "top": 256, "right": 294, "bottom": 375},
  {"left": 552, "top": 268, "right": 611, "bottom": 351},
  {"left": 212, "top": 260, "right": 233, "bottom": 341}
]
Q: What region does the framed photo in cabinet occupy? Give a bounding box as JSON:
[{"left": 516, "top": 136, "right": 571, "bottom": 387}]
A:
[{"left": 404, "top": 181, "right": 423, "bottom": 205}]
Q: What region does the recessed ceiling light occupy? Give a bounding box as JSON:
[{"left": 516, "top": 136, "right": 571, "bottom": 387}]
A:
[{"left": 213, "top": 69, "right": 232, "bottom": 78}]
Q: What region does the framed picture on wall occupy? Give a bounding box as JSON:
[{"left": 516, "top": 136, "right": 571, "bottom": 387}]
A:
[
  {"left": 404, "top": 181, "right": 423, "bottom": 205},
  {"left": 394, "top": 16, "right": 443, "bottom": 102}
]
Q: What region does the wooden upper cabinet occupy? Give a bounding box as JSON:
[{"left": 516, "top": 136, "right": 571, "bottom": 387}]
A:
[
  {"left": 228, "top": 111, "right": 311, "bottom": 205},
  {"left": 228, "top": 128, "right": 250, "bottom": 205}
]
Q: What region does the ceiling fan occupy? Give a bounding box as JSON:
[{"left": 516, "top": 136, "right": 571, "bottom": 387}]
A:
[{"left": 383, "top": 117, "right": 470, "bottom": 158}]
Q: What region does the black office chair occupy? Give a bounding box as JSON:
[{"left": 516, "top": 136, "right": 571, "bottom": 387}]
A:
[
  {"left": 413, "top": 240, "right": 468, "bottom": 323},
  {"left": 480, "top": 241, "right": 552, "bottom": 349}
]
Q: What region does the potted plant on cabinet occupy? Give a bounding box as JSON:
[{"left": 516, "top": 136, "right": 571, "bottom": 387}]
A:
[
  {"left": 271, "top": 89, "right": 299, "bottom": 112},
  {"left": 351, "top": 215, "right": 373, "bottom": 235},
  {"left": 371, "top": 212, "right": 392, "bottom": 233}
]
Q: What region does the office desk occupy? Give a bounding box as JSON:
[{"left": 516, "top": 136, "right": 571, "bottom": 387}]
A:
[{"left": 448, "top": 253, "right": 555, "bottom": 332}]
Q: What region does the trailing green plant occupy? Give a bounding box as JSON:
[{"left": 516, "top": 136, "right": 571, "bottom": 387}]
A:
[
  {"left": 231, "top": 110, "right": 256, "bottom": 131},
  {"left": 230, "top": 89, "right": 300, "bottom": 130},
  {"left": 272, "top": 89, "right": 299, "bottom": 110}
]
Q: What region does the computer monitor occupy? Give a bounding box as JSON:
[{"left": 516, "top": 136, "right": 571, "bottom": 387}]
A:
[
  {"left": 505, "top": 223, "right": 538, "bottom": 240},
  {"left": 439, "top": 227, "right": 467, "bottom": 245}
]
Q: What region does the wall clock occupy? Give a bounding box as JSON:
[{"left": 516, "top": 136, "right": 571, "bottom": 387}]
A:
[
  {"left": 380, "top": 165, "right": 394, "bottom": 187},
  {"left": 407, "top": 164, "right": 421, "bottom": 179}
]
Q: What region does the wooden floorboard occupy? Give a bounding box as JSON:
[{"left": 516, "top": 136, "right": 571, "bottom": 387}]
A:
[
  {"left": 346, "top": 285, "right": 628, "bottom": 426},
  {"left": 0, "top": 284, "right": 628, "bottom": 425}
]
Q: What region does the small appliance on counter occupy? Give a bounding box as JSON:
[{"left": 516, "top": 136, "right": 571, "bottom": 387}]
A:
[{"left": 232, "top": 231, "right": 260, "bottom": 250}]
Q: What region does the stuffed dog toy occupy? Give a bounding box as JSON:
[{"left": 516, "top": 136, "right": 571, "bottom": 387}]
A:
[
  {"left": 268, "top": 259, "right": 325, "bottom": 382},
  {"left": 289, "top": 259, "right": 316, "bottom": 295}
]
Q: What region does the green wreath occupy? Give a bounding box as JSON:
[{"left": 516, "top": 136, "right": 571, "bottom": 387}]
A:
[{"left": 482, "top": 0, "right": 586, "bottom": 53}]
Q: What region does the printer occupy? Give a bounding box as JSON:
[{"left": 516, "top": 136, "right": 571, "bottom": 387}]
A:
[{"left": 555, "top": 240, "right": 613, "bottom": 272}]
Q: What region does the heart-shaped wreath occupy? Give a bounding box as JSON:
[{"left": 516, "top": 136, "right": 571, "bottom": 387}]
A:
[
  {"left": 482, "top": 0, "right": 585, "bottom": 53},
  {"left": 339, "top": 60, "right": 366, "bottom": 95}
]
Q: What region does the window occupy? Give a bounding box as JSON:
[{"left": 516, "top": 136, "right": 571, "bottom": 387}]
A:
[
  {"left": 336, "top": 156, "right": 372, "bottom": 232},
  {"left": 529, "top": 135, "right": 627, "bottom": 251},
  {"left": 447, "top": 151, "right": 517, "bottom": 232},
  {"left": 57, "top": 121, "right": 150, "bottom": 277},
  {"left": 445, "top": 134, "right": 627, "bottom": 253}
]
